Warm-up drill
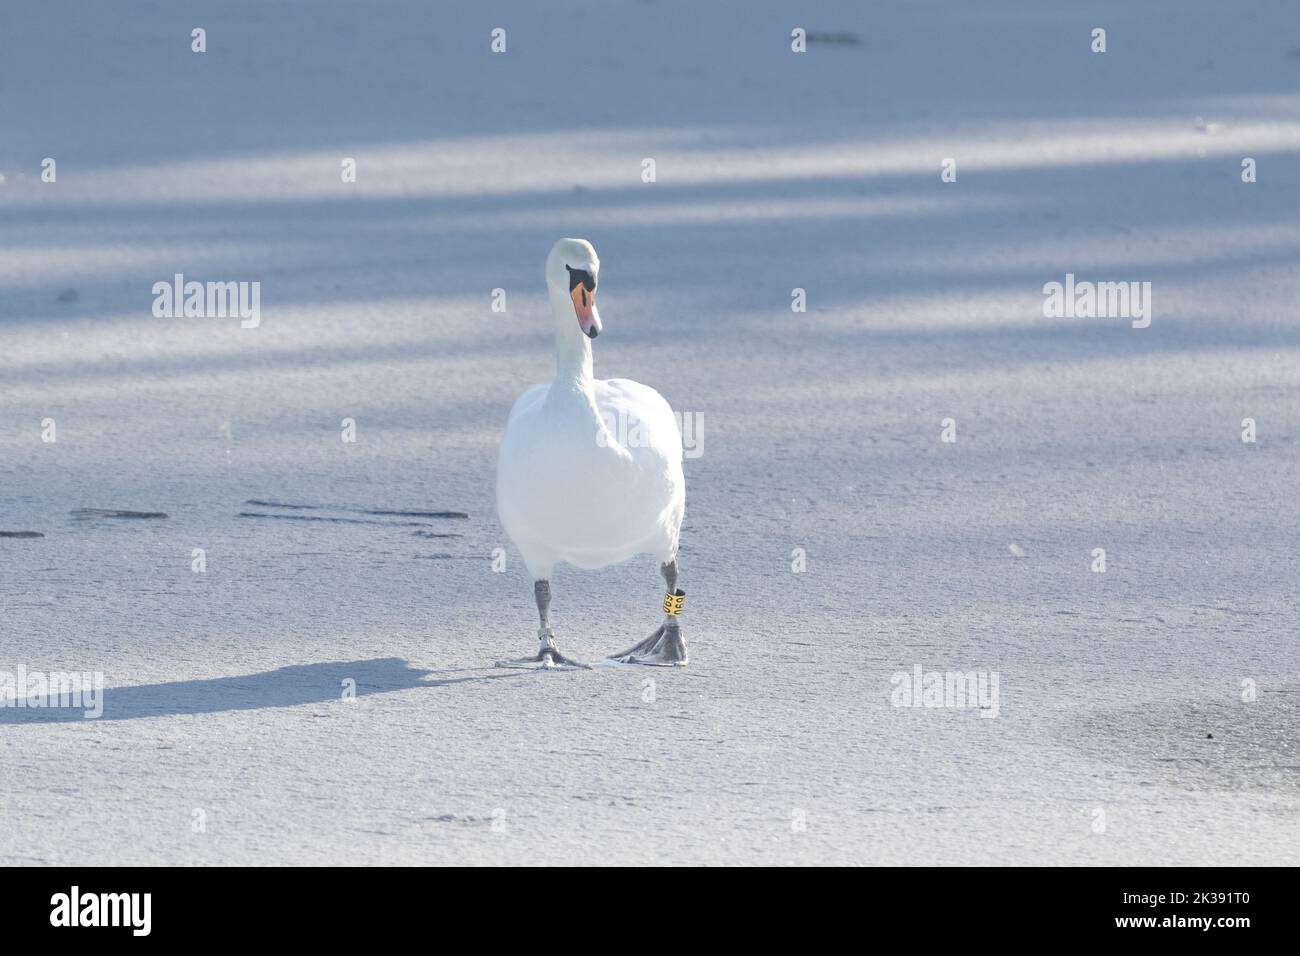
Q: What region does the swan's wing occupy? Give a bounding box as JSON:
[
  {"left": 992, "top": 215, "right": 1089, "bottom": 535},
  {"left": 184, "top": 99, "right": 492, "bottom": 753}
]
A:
[
  {"left": 504, "top": 383, "right": 550, "bottom": 426},
  {"left": 596, "top": 378, "right": 682, "bottom": 463}
]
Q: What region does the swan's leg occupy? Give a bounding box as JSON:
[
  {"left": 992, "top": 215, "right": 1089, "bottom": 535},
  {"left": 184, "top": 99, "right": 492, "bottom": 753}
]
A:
[
  {"left": 609, "top": 559, "right": 688, "bottom": 666},
  {"left": 535, "top": 578, "right": 552, "bottom": 635},
  {"left": 496, "top": 579, "right": 589, "bottom": 669}
]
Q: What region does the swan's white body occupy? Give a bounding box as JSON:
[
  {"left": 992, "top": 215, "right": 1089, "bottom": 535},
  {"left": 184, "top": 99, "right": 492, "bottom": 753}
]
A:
[
  {"left": 497, "top": 241, "right": 684, "bottom": 581},
  {"left": 499, "top": 378, "right": 683, "bottom": 576}
]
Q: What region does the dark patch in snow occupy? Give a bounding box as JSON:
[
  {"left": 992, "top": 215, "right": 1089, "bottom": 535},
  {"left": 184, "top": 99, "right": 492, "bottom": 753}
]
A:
[
  {"left": 1063, "top": 683, "right": 1300, "bottom": 795},
  {"left": 245, "top": 499, "right": 467, "bottom": 519},
  {"left": 71, "top": 508, "right": 168, "bottom": 520},
  {"left": 237, "top": 511, "right": 461, "bottom": 534},
  {"left": 370, "top": 509, "right": 468, "bottom": 519}
]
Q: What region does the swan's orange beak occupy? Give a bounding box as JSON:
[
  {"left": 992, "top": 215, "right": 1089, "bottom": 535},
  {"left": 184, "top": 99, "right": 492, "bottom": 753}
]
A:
[{"left": 572, "top": 285, "right": 601, "bottom": 338}]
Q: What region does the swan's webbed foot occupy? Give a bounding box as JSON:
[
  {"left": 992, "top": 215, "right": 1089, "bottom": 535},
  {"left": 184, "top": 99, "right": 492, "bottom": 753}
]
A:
[
  {"left": 610, "top": 621, "right": 688, "bottom": 667},
  {"left": 497, "top": 629, "right": 590, "bottom": 670}
]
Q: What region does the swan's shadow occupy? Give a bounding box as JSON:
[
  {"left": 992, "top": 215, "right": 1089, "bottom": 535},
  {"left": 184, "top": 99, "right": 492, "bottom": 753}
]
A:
[{"left": 0, "top": 657, "right": 521, "bottom": 725}]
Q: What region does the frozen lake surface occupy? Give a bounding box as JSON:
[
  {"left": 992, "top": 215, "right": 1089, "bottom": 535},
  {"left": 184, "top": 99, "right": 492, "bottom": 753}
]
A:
[{"left": 1, "top": 0, "right": 1298, "bottom": 864}]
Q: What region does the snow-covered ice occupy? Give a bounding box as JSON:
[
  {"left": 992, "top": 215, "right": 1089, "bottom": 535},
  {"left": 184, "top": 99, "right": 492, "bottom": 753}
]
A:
[{"left": 1, "top": 0, "right": 1298, "bottom": 864}]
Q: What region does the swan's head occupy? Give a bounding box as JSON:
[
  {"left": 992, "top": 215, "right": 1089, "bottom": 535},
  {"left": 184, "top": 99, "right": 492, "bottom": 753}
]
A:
[{"left": 546, "top": 237, "right": 601, "bottom": 339}]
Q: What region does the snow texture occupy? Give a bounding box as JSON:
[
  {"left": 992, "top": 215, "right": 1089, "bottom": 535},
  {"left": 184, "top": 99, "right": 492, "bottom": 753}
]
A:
[{"left": 1, "top": 0, "right": 1298, "bottom": 864}]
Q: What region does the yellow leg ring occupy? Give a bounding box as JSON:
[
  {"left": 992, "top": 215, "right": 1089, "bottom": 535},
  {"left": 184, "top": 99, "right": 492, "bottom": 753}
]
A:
[{"left": 663, "top": 590, "right": 685, "bottom": 615}]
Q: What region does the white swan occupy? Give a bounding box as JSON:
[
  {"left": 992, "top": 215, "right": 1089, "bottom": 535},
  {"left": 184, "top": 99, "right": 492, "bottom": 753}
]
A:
[{"left": 496, "top": 238, "right": 687, "bottom": 668}]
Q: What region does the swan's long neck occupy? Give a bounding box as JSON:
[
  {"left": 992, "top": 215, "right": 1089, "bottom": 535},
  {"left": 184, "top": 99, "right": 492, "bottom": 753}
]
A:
[{"left": 551, "top": 292, "right": 594, "bottom": 395}]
